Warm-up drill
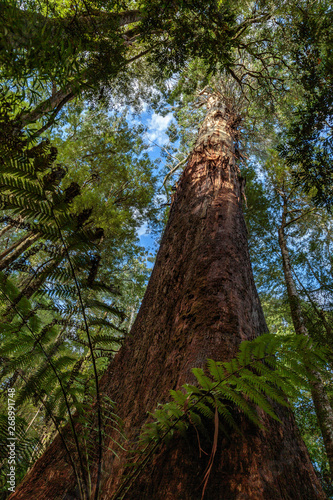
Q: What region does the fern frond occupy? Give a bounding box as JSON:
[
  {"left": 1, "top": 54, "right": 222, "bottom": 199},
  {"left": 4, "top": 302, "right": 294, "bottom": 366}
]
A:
[{"left": 138, "top": 332, "right": 330, "bottom": 468}]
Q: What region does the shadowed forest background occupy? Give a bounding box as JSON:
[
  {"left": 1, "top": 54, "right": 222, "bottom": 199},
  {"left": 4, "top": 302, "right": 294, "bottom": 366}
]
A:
[{"left": 0, "top": 1, "right": 333, "bottom": 499}]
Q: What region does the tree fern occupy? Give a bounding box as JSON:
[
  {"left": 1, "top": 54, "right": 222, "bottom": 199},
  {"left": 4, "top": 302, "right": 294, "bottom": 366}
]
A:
[{"left": 0, "top": 95, "right": 127, "bottom": 500}]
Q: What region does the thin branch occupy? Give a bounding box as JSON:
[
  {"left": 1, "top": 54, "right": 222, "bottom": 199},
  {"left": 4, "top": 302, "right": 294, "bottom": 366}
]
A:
[
  {"left": 284, "top": 208, "right": 316, "bottom": 228},
  {"left": 163, "top": 156, "right": 189, "bottom": 192},
  {"left": 293, "top": 270, "right": 332, "bottom": 337},
  {"left": 30, "top": 92, "right": 75, "bottom": 139}
]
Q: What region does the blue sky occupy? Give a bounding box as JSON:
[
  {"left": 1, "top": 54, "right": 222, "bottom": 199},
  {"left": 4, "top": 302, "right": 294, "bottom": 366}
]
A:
[{"left": 134, "top": 108, "right": 175, "bottom": 253}]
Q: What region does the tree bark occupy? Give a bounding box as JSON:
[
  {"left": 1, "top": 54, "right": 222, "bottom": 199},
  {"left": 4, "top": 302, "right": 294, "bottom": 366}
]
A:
[
  {"left": 278, "top": 198, "right": 333, "bottom": 479},
  {"left": 10, "top": 95, "right": 325, "bottom": 500}
]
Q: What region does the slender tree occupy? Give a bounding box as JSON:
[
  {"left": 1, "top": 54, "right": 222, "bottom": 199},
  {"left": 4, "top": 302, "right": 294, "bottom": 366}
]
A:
[
  {"left": 10, "top": 91, "right": 325, "bottom": 499},
  {"left": 278, "top": 192, "right": 333, "bottom": 478},
  {"left": 241, "top": 148, "right": 333, "bottom": 486}
]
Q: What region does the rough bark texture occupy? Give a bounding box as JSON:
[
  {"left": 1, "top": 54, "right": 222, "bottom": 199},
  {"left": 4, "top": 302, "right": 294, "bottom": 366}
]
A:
[
  {"left": 10, "top": 96, "right": 325, "bottom": 500},
  {"left": 278, "top": 200, "right": 333, "bottom": 479}
]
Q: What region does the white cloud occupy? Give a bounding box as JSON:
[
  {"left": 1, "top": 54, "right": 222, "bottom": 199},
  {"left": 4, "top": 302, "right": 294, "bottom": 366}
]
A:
[
  {"left": 146, "top": 113, "right": 173, "bottom": 146},
  {"left": 137, "top": 222, "right": 148, "bottom": 237}
]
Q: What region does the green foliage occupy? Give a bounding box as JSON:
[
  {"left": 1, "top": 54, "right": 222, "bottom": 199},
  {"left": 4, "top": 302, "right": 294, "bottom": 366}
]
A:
[
  {"left": 278, "top": 3, "right": 333, "bottom": 209},
  {"left": 49, "top": 103, "right": 159, "bottom": 242},
  {"left": 293, "top": 393, "right": 333, "bottom": 497},
  {"left": 242, "top": 151, "right": 333, "bottom": 494},
  {"left": 0, "top": 0, "right": 297, "bottom": 141},
  {"left": 0, "top": 0, "right": 277, "bottom": 86},
  {"left": 141, "top": 333, "right": 328, "bottom": 445},
  {"left": 0, "top": 0, "right": 127, "bottom": 87},
  {"left": 0, "top": 414, "right": 40, "bottom": 489},
  {"left": 0, "top": 92, "right": 149, "bottom": 499}
]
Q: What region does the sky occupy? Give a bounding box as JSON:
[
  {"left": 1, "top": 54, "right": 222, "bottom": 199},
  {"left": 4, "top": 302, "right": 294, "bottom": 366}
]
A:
[{"left": 134, "top": 108, "right": 176, "bottom": 254}]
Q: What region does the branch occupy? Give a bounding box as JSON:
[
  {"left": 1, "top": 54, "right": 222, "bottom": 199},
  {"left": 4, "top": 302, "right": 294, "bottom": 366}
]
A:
[
  {"left": 163, "top": 156, "right": 189, "bottom": 191},
  {"left": 15, "top": 85, "right": 74, "bottom": 127},
  {"left": 14, "top": 43, "right": 154, "bottom": 131},
  {"left": 284, "top": 208, "right": 317, "bottom": 228},
  {"left": 293, "top": 270, "right": 332, "bottom": 337},
  {"left": 30, "top": 91, "right": 75, "bottom": 138}
]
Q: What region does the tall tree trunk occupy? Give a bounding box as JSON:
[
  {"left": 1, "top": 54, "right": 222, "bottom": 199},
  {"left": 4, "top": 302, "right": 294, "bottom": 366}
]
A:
[
  {"left": 10, "top": 95, "right": 325, "bottom": 500},
  {"left": 278, "top": 198, "right": 333, "bottom": 478}
]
